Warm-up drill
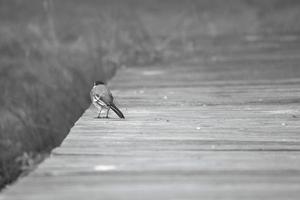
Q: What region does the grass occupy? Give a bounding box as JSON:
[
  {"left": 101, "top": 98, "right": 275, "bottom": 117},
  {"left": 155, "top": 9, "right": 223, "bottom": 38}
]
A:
[{"left": 1, "top": 0, "right": 300, "bottom": 190}]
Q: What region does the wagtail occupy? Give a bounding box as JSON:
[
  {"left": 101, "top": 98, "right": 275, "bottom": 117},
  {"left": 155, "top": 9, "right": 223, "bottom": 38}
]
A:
[{"left": 90, "top": 81, "right": 125, "bottom": 119}]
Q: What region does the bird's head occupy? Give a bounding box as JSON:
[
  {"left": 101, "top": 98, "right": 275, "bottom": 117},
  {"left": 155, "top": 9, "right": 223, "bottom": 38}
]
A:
[{"left": 94, "top": 81, "right": 106, "bottom": 86}]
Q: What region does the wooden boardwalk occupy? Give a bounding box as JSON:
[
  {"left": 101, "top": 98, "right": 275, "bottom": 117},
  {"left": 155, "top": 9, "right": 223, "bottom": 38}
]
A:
[{"left": 2, "top": 37, "right": 300, "bottom": 199}]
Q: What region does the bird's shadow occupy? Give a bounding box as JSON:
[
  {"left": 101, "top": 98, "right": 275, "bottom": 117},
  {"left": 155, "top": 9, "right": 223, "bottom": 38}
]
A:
[
  {"left": 94, "top": 116, "right": 126, "bottom": 121},
  {"left": 94, "top": 116, "right": 108, "bottom": 119}
]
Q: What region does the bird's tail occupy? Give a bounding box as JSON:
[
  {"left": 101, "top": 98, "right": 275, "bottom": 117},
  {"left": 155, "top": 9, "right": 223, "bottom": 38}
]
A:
[{"left": 110, "top": 103, "right": 125, "bottom": 119}]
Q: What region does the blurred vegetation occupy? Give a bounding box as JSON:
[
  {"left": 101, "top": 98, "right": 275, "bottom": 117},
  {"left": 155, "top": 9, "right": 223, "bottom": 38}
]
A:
[
  {"left": 1, "top": 0, "right": 300, "bottom": 189},
  {"left": 0, "top": 0, "right": 160, "bottom": 189}
]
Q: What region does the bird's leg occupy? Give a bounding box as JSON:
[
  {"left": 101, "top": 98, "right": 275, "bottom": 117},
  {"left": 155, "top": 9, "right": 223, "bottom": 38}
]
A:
[
  {"left": 97, "top": 107, "right": 103, "bottom": 118},
  {"left": 106, "top": 108, "right": 110, "bottom": 118}
]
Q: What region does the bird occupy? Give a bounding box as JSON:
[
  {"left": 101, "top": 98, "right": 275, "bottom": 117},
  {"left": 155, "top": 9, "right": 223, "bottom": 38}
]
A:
[{"left": 90, "top": 81, "right": 125, "bottom": 119}]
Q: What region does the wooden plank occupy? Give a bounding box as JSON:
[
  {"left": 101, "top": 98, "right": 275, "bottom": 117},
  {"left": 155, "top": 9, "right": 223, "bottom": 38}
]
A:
[{"left": 2, "top": 39, "right": 300, "bottom": 199}]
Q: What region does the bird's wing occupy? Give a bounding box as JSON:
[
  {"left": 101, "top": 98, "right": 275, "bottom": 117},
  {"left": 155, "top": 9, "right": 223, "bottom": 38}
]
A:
[
  {"left": 97, "top": 86, "right": 113, "bottom": 105},
  {"left": 100, "top": 95, "right": 111, "bottom": 106},
  {"left": 107, "top": 87, "right": 114, "bottom": 101}
]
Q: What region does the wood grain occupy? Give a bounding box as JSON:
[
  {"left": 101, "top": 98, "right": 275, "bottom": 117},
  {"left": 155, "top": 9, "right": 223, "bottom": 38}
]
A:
[{"left": 2, "top": 37, "right": 300, "bottom": 200}]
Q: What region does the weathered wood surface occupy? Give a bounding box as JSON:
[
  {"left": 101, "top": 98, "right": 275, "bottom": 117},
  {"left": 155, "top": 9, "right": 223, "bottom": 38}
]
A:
[{"left": 2, "top": 37, "right": 300, "bottom": 199}]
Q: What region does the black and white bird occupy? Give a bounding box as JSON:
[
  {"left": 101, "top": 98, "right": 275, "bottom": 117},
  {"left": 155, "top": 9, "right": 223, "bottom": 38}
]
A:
[{"left": 90, "top": 81, "right": 125, "bottom": 119}]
